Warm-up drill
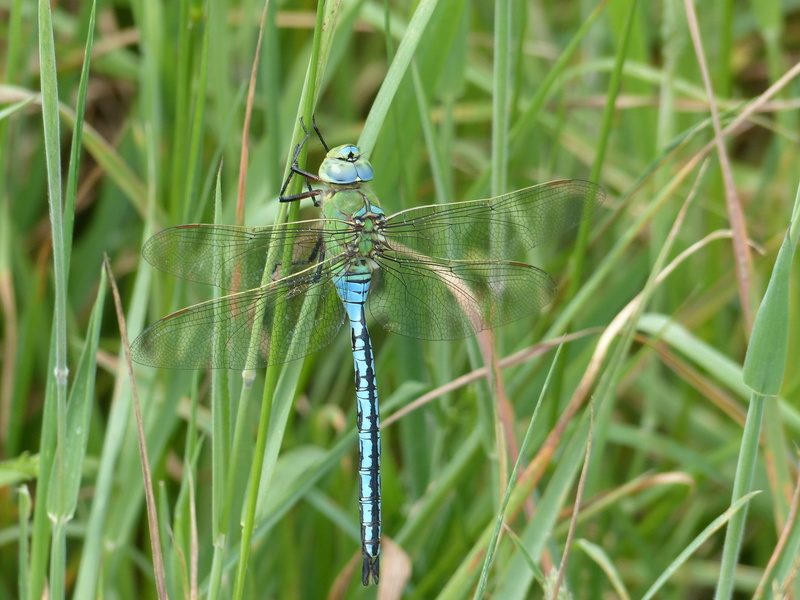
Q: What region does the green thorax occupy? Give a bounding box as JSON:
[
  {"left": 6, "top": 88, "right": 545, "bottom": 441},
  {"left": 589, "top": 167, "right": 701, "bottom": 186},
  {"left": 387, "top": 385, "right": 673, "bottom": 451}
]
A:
[{"left": 317, "top": 144, "right": 385, "bottom": 272}]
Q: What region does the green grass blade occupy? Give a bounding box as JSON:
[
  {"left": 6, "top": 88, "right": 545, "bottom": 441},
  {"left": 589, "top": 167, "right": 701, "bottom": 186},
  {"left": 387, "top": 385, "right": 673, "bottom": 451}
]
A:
[
  {"left": 0, "top": 97, "right": 36, "bottom": 121},
  {"left": 30, "top": 0, "right": 70, "bottom": 597},
  {"left": 63, "top": 0, "right": 95, "bottom": 258},
  {"left": 179, "top": 2, "right": 211, "bottom": 224},
  {"left": 576, "top": 539, "right": 632, "bottom": 600},
  {"left": 742, "top": 181, "right": 800, "bottom": 395},
  {"left": 46, "top": 263, "right": 105, "bottom": 519},
  {"left": 232, "top": 1, "right": 337, "bottom": 595},
  {"left": 359, "top": 0, "right": 440, "bottom": 155},
  {"left": 473, "top": 344, "right": 563, "bottom": 599},
  {"left": 715, "top": 184, "right": 800, "bottom": 600},
  {"left": 643, "top": 492, "right": 760, "bottom": 600},
  {"left": 207, "top": 167, "right": 228, "bottom": 600},
  {"left": 17, "top": 486, "right": 31, "bottom": 600},
  {"left": 491, "top": 0, "right": 510, "bottom": 196}
]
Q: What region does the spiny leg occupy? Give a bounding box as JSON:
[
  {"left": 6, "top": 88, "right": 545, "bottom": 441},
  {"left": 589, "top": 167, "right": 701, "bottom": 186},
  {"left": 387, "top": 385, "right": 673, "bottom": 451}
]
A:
[
  {"left": 265, "top": 236, "right": 326, "bottom": 281},
  {"left": 311, "top": 114, "right": 330, "bottom": 152},
  {"left": 279, "top": 117, "right": 323, "bottom": 205}
]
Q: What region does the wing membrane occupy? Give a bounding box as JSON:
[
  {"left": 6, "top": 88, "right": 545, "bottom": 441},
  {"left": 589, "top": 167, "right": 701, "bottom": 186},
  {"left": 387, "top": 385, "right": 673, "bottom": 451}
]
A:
[
  {"left": 382, "top": 179, "right": 604, "bottom": 260},
  {"left": 131, "top": 258, "right": 345, "bottom": 369},
  {"left": 369, "top": 251, "right": 556, "bottom": 341},
  {"left": 142, "top": 220, "right": 350, "bottom": 292}
]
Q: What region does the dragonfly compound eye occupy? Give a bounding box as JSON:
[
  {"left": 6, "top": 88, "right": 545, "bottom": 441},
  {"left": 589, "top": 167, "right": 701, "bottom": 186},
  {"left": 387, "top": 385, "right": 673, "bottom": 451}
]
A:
[{"left": 320, "top": 145, "right": 374, "bottom": 184}]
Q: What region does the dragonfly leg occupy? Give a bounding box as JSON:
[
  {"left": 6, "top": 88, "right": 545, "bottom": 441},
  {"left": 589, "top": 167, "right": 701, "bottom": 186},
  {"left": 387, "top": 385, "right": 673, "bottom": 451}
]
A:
[
  {"left": 279, "top": 119, "right": 326, "bottom": 205},
  {"left": 264, "top": 239, "right": 325, "bottom": 281},
  {"left": 310, "top": 114, "right": 330, "bottom": 152},
  {"left": 278, "top": 188, "right": 323, "bottom": 205}
]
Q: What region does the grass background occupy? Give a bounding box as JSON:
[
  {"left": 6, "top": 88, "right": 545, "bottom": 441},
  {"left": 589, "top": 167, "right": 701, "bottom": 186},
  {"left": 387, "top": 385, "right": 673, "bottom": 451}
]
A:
[{"left": 1, "top": 0, "right": 799, "bottom": 598}]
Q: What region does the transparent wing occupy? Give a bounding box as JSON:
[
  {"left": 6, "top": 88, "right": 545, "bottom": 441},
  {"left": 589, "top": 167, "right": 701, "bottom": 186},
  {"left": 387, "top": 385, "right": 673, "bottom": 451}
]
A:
[
  {"left": 382, "top": 179, "right": 604, "bottom": 260},
  {"left": 131, "top": 258, "right": 345, "bottom": 369},
  {"left": 369, "top": 251, "right": 557, "bottom": 341},
  {"left": 142, "top": 220, "right": 350, "bottom": 292}
]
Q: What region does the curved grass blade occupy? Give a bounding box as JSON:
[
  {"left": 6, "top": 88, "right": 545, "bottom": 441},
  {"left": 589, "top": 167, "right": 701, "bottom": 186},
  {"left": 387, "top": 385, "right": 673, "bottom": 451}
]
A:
[
  {"left": 641, "top": 492, "right": 760, "bottom": 600},
  {"left": 359, "top": 0, "right": 440, "bottom": 155}
]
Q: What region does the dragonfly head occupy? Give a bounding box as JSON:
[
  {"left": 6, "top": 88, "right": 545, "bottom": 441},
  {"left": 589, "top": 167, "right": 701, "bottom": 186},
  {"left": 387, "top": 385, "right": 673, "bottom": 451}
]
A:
[{"left": 319, "top": 144, "right": 374, "bottom": 185}]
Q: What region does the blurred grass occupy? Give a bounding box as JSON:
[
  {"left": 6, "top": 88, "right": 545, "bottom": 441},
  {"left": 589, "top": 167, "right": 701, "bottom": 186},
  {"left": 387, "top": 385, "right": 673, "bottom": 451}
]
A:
[{"left": 2, "top": 0, "right": 800, "bottom": 598}]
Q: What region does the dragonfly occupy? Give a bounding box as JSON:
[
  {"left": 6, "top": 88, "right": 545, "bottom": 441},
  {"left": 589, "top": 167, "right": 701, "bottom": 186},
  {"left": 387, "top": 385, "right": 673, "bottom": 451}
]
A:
[{"left": 131, "top": 120, "right": 605, "bottom": 586}]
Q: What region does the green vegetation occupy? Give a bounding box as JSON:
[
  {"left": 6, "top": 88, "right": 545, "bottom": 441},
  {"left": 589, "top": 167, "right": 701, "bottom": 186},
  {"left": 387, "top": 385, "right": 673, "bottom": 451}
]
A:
[{"left": 1, "top": 0, "right": 799, "bottom": 598}]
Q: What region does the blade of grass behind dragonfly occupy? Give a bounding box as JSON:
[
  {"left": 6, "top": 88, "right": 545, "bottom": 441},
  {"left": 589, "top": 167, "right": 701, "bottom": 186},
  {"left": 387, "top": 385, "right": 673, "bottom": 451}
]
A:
[
  {"left": 232, "top": 0, "right": 340, "bottom": 596},
  {"left": 408, "top": 23, "right": 460, "bottom": 481},
  {"left": 170, "top": 0, "right": 210, "bottom": 225},
  {"left": 359, "top": 0, "right": 440, "bottom": 156},
  {"left": 573, "top": 0, "right": 636, "bottom": 289},
  {"left": 488, "top": 0, "right": 514, "bottom": 516},
  {"left": 155, "top": 2, "right": 212, "bottom": 586},
  {"left": 207, "top": 166, "right": 231, "bottom": 599}
]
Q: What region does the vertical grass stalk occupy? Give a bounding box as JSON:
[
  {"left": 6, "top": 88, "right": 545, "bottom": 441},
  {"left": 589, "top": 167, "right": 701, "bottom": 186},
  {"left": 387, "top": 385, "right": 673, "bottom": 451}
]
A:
[
  {"left": 32, "top": 0, "right": 70, "bottom": 597},
  {"left": 231, "top": 1, "right": 331, "bottom": 596},
  {"left": 715, "top": 182, "right": 800, "bottom": 599}
]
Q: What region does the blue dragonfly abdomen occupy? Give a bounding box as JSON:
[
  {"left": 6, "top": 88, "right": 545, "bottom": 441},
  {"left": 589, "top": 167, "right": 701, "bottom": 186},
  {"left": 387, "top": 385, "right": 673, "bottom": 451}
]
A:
[{"left": 334, "top": 272, "right": 381, "bottom": 585}]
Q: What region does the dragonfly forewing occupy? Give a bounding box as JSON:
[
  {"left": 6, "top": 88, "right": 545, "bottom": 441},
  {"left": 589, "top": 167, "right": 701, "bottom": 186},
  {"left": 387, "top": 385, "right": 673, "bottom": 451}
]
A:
[
  {"left": 142, "top": 221, "right": 340, "bottom": 292},
  {"left": 131, "top": 258, "right": 346, "bottom": 369},
  {"left": 381, "top": 179, "right": 605, "bottom": 261}
]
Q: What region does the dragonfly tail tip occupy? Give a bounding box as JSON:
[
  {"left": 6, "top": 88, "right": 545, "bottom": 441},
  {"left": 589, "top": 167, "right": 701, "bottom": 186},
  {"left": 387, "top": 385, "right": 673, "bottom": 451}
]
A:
[{"left": 361, "top": 555, "right": 380, "bottom": 586}]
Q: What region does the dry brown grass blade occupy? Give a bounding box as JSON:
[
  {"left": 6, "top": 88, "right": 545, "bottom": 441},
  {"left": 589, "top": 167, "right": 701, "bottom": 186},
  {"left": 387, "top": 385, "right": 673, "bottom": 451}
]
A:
[
  {"left": 649, "top": 340, "right": 747, "bottom": 426},
  {"left": 557, "top": 470, "right": 696, "bottom": 522},
  {"left": 476, "top": 328, "right": 515, "bottom": 509},
  {"left": 753, "top": 447, "right": 800, "bottom": 598},
  {"left": 0, "top": 262, "right": 17, "bottom": 449},
  {"left": 548, "top": 403, "right": 594, "bottom": 600},
  {"left": 104, "top": 255, "right": 169, "bottom": 600},
  {"left": 518, "top": 163, "right": 706, "bottom": 492},
  {"left": 383, "top": 329, "right": 601, "bottom": 428},
  {"left": 682, "top": 0, "right": 753, "bottom": 331},
  {"left": 236, "top": 0, "right": 271, "bottom": 226}
]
